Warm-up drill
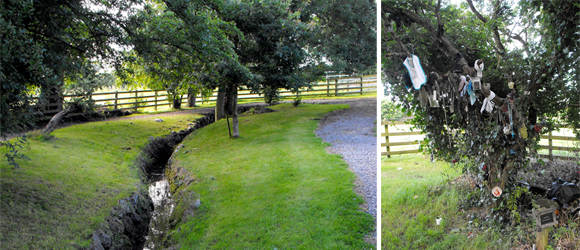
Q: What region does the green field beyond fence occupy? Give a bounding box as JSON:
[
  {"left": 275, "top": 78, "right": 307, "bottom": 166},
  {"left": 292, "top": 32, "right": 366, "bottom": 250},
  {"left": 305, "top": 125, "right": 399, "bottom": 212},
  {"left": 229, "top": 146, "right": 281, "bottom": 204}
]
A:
[
  {"left": 380, "top": 121, "right": 580, "bottom": 161},
  {"left": 33, "top": 75, "right": 377, "bottom": 115}
]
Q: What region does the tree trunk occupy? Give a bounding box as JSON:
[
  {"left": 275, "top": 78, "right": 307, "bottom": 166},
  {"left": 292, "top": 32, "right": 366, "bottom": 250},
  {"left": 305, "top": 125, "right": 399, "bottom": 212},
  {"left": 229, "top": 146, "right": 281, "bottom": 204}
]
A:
[
  {"left": 42, "top": 106, "right": 73, "bottom": 135},
  {"left": 187, "top": 88, "right": 196, "bottom": 107},
  {"left": 215, "top": 88, "right": 225, "bottom": 121},
  {"left": 172, "top": 95, "right": 182, "bottom": 109},
  {"left": 229, "top": 89, "right": 239, "bottom": 138}
]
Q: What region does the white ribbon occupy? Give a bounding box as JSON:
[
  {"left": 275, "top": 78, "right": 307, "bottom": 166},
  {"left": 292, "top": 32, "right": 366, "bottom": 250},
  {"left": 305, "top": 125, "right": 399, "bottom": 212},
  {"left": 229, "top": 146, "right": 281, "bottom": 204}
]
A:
[
  {"left": 480, "top": 91, "right": 495, "bottom": 113},
  {"left": 474, "top": 59, "right": 484, "bottom": 78}
]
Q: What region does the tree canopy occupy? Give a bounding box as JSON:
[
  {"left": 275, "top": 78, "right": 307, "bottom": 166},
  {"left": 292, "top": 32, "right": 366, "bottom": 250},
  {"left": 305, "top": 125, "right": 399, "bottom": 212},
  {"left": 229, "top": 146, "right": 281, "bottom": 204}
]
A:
[
  {"left": 382, "top": 0, "right": 579, "bottom": 204},
  {"left": 2, "top": 0, "right": 376, "bottom": 164}
]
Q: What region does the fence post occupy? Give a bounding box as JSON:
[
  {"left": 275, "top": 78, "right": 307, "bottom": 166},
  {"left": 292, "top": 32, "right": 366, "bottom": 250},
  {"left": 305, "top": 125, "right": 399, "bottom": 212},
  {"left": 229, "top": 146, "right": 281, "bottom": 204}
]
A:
[
  {"left": 134, "top": 90, "right": 138, "bottom": 113},
  {"left": 385, "top": 123, "right": 391, "bottom": 158},
  {"left": 154, "top": 90, "right": 158, "bottom": 111},
  {"left": 549, "top": 131, "right": 553, "bottom": 161},
  {"left": 326, "top": 79, "right": 330, "bottom": 97},
  {"left": 360, "top": 77, "right": 363, "bottom": 95},
  {"left": 114, "top": 91, "right": 118, "bottom": 110},
  {"left": 334, "top": 79, "right": 338, "bottom": 96}
]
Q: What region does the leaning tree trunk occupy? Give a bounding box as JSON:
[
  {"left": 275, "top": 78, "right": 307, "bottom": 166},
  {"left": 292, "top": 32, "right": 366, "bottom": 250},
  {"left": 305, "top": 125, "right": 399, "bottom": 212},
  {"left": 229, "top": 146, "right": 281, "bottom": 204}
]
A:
[
  {"left": 187, "top": 88, "right": 197, "bottom": 107},
  {"left": 230, "top": 89, "right": 239, "bottom": 138},
  {"left": 215, "top": 88, "right": 225, "bottom": 121},
  {"left": 224, "top": 86, "right": 239, "bottom": 138},
  {"left": 42, "top": 106, "right": 73, "bottom": 135}
]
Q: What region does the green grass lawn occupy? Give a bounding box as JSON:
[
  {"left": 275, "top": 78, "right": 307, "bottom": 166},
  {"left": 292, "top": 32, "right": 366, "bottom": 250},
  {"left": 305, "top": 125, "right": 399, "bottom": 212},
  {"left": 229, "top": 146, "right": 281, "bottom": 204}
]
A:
[
  {"left": 0, "top": 114, "right": 200, "bottom": 249},
  {"left": 165, "top": 103, "right": 375, "bottom": 249},
  {"left": 382, "top": 154, "right": 505, "bottom": 250}
]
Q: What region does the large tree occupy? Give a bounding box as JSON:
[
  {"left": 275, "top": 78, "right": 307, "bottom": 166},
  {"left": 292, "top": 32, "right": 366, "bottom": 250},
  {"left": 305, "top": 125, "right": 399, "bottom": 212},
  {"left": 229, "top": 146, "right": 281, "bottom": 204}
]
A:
[
  {"left": 382, "top": 0, "right": 580, "bottom": 205},
  {"left": 294, "top": 0, "right": 377, "bottom": 75},
  {"left": 117, "top": 0, "right": 240, "bottom": 109},
  {"left": 1, "top": 0, "right": 137, "bottom": 135}
]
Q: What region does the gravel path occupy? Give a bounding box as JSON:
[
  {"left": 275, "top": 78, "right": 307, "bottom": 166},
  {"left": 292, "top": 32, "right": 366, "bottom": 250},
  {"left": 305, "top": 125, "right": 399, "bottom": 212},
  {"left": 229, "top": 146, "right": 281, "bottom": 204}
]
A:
[{"left": 314, "top": 98, "right": 377, "bottom": 218}]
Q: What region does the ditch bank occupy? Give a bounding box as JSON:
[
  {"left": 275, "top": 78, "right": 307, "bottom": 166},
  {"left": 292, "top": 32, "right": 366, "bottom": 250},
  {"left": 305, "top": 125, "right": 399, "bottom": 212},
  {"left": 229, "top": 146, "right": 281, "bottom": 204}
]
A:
[
  {"left": 88, "top": 112, "right": 215, "bottom": 250},
  {"left": 88, "top": 106, "right": 274, "bottom": 250}
]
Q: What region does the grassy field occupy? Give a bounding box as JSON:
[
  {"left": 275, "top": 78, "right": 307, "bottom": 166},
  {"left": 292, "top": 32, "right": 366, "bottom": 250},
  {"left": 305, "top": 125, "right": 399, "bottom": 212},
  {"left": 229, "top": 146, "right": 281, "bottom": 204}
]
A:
[
  {"left": 382, "top": 154, "right": 505, "bottom": 250},
  {"left": 382, "top": 154, "right": 580, "bottom": 250},
  {"left": 165, "top": 103, "right": 375, "bottom": 249},
  {"left": 0, "top": 114, "right": 200, "bottom": 249}
]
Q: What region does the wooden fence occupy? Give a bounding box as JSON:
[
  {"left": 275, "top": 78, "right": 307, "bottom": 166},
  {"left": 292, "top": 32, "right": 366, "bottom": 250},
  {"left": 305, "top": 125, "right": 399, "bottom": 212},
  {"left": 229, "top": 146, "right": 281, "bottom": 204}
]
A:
[
  {"left": 538, "top": 132, "right": 580, "bottom": 161},
  {"left": 33, "top": 75, "right": 377, "bottom": 115},
  {"left": 380, "top": 121, "right": 422, "bottom": 157},
  {"left": 381, "top": 121, "right": 580, "bottom": 161}
]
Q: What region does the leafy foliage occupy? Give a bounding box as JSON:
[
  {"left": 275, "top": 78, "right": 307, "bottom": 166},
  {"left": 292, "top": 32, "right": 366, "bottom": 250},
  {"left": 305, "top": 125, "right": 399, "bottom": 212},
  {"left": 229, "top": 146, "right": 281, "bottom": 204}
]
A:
[
  {"left": 381, "top": 99, "right": 405, "bottom": 121},
  {"left": 295, "top": 0, "right": 377, "bottom": 74},
  {"left": 1, "top": 0, "right": 137, "bottom": 134}
]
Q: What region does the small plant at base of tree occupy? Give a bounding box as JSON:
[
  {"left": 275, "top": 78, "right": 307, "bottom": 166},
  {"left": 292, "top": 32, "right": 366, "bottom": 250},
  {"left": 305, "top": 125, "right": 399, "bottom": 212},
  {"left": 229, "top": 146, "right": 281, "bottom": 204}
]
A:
[{"left": 293, "top": 96, "right": 302, "bottom": 107}]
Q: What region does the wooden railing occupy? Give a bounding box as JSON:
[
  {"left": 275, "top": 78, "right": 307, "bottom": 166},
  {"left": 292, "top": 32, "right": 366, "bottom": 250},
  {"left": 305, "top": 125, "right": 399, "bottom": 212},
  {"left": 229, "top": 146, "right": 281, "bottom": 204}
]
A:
[
  {"left": 33, "top": 75, "right": 377, "bottom": 115},
  {"left": 539, "top": 132, "right": 580, "bottom": 161},
  {"left": 381, "top": 120, "right": 579, "bottom": 161},
  {"left": 380, "top": 121, "right": 423, "bottom": 157}
]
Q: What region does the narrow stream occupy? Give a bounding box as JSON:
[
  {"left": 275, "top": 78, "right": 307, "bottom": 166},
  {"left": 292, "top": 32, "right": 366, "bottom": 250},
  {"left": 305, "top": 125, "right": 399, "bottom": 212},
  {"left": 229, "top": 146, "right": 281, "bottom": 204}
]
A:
[{"left": 143, "top": 176, "right": 174, "bottom": 250}]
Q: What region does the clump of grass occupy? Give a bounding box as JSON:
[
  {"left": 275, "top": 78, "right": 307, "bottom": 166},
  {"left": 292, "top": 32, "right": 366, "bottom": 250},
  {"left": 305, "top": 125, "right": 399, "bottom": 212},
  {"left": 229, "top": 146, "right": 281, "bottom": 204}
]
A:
[
  {"left": 292, "top": 96, "right": 302, "bottom": 107},
  {"left": 26, "top": 130, "right": 54, "bottom": 141}
]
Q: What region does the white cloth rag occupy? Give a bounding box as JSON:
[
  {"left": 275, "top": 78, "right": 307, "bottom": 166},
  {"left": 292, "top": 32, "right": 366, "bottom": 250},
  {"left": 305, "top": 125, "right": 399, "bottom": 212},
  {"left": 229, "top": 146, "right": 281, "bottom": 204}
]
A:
[
  {"left": 403, "top": 55, "right": 427, "bottom": 90},
  {"left": 481, "top": 91, "right": 495, "bottom": 113},
  {"left": 474, "top": 60, "right": 484, "bottom": 78}
]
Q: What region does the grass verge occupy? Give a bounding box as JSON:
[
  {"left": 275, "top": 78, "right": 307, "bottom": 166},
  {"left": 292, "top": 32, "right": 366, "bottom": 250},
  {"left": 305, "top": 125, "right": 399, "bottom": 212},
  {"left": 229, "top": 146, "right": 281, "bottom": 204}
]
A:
[
  {"left": 382, "top": 154, "right": 580, "bottom": 250},
  {"left": 167, "top": 103, "right": 375, "bottom": 249},
  {"left": 382, "top": 154, "right": 500, "bottom": 249},
  {"left": 0, "top": 114, "right": 199, "bottom": 249}
]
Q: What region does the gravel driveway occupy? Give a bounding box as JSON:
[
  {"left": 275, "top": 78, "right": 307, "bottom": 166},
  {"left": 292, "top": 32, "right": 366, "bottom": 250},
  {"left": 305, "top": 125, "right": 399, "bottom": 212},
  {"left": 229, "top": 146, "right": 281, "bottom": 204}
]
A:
[{"left": 314, "top": 98, "right": 377, "bottom": 217}]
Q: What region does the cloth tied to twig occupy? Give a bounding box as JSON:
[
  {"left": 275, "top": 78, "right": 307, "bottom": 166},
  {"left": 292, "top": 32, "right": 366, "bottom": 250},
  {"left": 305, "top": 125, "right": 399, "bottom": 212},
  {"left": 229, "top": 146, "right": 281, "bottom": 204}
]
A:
[
  {"left": 466, "top": 80, "right": 477, "bottom": 105},
  {"left": 459, "top": 75, "right": 467, "bottom": 95},
  {"left": 474, "top": 59, "right": 484, "bottom": 78},
  {"left": 480, "top": 91, "right": 496, "bottom": 113},
  {"left": 403, "top": 55, "right": 427, "bottom": 90}
]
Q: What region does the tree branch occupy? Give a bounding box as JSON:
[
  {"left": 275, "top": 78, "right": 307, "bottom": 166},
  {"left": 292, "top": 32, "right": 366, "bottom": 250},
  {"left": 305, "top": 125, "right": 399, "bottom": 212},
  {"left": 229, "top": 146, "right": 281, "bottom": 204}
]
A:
[
  {"left": 465, "top": 0, "right": 506, "bottom": 54},
  {"left": 389, "top": 31, "right": 412, "bottom": 59},
  {"left": 383, "top": 4, "right": 475, "bottom": 75},
  {"left": 465, "top": 0, "right": 487, "bottom": 22}
]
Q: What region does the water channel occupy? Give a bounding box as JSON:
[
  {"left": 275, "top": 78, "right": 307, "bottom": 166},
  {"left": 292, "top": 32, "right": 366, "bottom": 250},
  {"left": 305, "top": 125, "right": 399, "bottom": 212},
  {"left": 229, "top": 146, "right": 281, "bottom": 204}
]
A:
[{"left": 142, "top": 176, "right": 174, "bottom": 250}]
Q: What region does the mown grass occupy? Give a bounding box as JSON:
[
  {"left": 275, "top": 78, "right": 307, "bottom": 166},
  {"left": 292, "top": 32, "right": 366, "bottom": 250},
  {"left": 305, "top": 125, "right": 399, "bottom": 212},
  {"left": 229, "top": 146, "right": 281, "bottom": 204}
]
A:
[
  {"left": 0, "top": 114, "right": 200, "bottom": 249},
  {"left": 167, "top": 103, "right": 375, "bottom": 249}
]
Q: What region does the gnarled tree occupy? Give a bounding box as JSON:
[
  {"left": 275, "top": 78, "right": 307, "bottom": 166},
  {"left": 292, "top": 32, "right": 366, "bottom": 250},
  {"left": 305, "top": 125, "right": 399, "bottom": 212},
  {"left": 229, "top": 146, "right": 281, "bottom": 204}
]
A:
[{"left": 382, "top": 0, "right": 580, "bottom": 202}]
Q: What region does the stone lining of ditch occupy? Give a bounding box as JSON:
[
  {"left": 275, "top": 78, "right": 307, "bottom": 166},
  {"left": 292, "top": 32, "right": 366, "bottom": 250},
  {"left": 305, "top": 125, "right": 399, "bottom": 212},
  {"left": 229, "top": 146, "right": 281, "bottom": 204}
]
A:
[{"left": 88, "top": 106, "right": 272, "bottom": 250}]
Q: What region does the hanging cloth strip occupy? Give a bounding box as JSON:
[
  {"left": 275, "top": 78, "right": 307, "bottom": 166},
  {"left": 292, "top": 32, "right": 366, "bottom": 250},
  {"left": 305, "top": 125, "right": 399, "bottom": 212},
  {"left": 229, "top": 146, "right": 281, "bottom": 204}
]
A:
[
  {"left": 480, "top": 91, "right": 496, "bottom": 113},
  {"left": 508, "top": 101, "right": 514, "bottom": 138},
  {"left": 466, "top": 80, "right": 477, "bottom": 105},
  {"left": 474, "top": 60, "right": 484, "bottom": 78},
  {"left": 458, "top": 75, "right": 467, "bottom": 95},
  {"left": 403, "top": 55, "right": 427, "bottom": 90}
]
